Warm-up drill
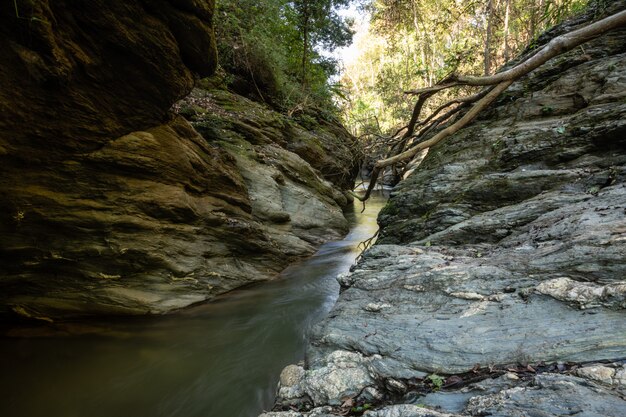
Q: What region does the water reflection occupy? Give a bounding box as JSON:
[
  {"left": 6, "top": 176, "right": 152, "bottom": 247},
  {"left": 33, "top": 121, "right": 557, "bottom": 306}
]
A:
[{"left": 0, "top": 191, "right": 388, "bottom": 417}]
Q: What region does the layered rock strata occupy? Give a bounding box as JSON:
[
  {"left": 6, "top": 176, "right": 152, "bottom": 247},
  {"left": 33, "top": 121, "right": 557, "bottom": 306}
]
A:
[
  {"left": 265, "top": 3, "right": 626, "bottom": 416},
  {"left": 0, "top": 1, "right": 357, "bottom": 318}
]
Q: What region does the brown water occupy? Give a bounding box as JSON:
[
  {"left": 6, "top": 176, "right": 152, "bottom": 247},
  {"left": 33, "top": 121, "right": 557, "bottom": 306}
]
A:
[{"left": 0, "top": 191, "right": 388, "bottom": 417}]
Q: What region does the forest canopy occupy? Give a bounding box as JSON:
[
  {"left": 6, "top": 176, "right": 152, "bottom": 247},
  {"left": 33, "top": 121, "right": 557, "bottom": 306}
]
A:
[
  {"left": 213, "top": 0, "right": 601, "bottom": 130},
  {"left": 341, "top": 0, "right": 593, "bottom": 137},
  {"left": 214, "top": 0, "right": 354, "bottom": 116}
]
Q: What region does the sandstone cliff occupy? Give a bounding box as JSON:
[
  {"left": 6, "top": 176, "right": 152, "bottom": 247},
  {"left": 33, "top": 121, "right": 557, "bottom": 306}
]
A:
[
  {"left": 0, "top": 1, "right": 358, "bottom": 318},
  {"left": 264, "top": 2, "right": 626, "bottom": 416}
]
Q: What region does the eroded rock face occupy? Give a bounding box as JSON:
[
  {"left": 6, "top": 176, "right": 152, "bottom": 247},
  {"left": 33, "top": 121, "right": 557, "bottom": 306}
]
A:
[
  {"left": 266, "top": 3, "right": 626, "bottom": 416},
  {"left": 0, "top": 2, "right": 357, "bottom": 318},
  {"left": 0, "top": 0, "right": 217, "bottom": 145}
]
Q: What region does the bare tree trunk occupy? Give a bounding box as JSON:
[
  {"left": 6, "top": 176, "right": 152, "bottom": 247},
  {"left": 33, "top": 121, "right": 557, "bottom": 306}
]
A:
[
  {"left": 503, "top": 0, "right": 511, "bottom": 61},
  {"left": 302, "top": 24, "right": 309, "bottom": 85},
  {"left": 484, "top": 0, "right": 494, "bottom": 75},
  {"left": 411, "top": 1, "right": 429, "bottom": 86},
  {"left": 301, "top": 3, "right": 310, "bottom": 86},
  {"left": 530, "top": 0, "right": 545, "bottom": 40}
]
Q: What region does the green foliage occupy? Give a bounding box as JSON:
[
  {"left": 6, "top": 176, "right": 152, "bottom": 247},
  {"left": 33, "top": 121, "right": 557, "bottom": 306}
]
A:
[
  {"left": 351, "top": 403, "right": 372, "bottom": 413},
  {"left": 587, "top": 185, "right": 600, "bottom": 195},
  {"left": 215, "top": 0, "right": 353, "bottom": 116},
  {"left": 427, "top": 373, "right": 444, "bottom": 390},
  {"left": 541, "top": 0, "right": 588, "bottom": 23},
  {"left": 340, "top": 0, "right": 591, "bottom": 137}
]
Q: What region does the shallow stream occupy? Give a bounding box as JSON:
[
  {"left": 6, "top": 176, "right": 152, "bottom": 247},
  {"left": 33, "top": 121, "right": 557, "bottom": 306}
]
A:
[{"left": 0, "top": 190, "right": 388, "bottom": 417}]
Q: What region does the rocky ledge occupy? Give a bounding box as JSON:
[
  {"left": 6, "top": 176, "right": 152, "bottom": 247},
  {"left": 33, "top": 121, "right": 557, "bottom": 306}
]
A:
[
  {"left": 0, "top": 1, "right": 357, "bottom": 319},
  {"left": 264, "top": 3, "right": 626, "bottom": 417}
]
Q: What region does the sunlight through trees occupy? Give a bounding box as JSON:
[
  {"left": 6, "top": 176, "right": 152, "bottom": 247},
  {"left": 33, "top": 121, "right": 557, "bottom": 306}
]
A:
[{"left": 340, "top": 0, "right": 591, "bottom": 137}]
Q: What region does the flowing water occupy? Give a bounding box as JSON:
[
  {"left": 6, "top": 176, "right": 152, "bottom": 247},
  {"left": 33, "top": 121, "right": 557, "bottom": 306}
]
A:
[{"left": 0, "top": 190, "right": 388, "bottom": 417}]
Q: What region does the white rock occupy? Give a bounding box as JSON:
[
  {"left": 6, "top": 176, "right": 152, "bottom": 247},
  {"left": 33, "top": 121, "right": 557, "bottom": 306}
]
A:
[
  {"left": 535, "top": 277, "right": 626, "bottom": 308},
  {"left": 280, "top": 364, "right": 305, "bottom": 386},
  {"left": 385, "top": 378, "right": 407, "bottom": 392},
  {"left": 364, "top": 302, "right": 392, "bottom": 312},
  {"left": 612, "top": 365, "right": 626, "bottom": 387},
  {"left": 449, "top": 291, "right": 485, "bottom": 301},
  {"left": 460, "top": 301, "right": 490, "bottom": 318},
  {"left": 309, "top": 406, "right": 334, "bottom": 416},
  {"left": 304, "top": 350, "right": 375, "bottom": 406},
  {"left": 576, "top": 365, "right": 616, "bottom": 385},
  {"left": 337, "top": 272, "right": 355, "bottom": 286},
  {"left": 402, "top": 284, "right": 424, "bottom": 292},
  {"left": 364, "top": 404, "right": 466, "bottom": 417},
  {"left": 277, "top": 365, "right": 306, "bottom": 401}
]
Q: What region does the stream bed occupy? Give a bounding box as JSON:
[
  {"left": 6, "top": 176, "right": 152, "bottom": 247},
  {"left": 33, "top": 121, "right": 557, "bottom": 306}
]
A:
[{"left": 0, "top": 190, "right": 388, "bottom": 417}]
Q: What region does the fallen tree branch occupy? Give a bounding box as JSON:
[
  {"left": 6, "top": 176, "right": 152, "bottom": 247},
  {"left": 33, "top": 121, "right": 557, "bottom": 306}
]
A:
[
  {"left": 380, "top": 81, "right": 512, "bottom": 168},
  {"left": 399, "top": 87, "right": 493, "bottom": 153},
  {"left": 354, "top": 9, "right": 626, "bottom": 202},
  {"left": 354, "top": 81, "right": 513, "bottom": 201},
  {"left": 417, "top": 87, "right": 492, "bottom": 128}
]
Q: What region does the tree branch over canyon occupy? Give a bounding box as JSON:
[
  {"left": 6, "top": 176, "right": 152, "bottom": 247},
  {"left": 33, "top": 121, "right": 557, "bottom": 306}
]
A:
[{"left": 354, "top": 9, "right": 626, "bottom": 202}]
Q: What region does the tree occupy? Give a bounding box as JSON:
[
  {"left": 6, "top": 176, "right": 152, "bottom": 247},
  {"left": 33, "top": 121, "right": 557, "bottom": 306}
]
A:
[
  {"left": 484, "top": 0, "right": 494, "bottom": 75},
  {"left": 214, "top": 0, "right": 354, "bottom": 113},
  {"left": 290, "top": 0, "right": 354, "bottom": 85},
  {"left": 353, "top": 7, "right": 626, "bottom": 201},
  {"left": 341, "top": 0, "right": 592, "bottom": 137}
]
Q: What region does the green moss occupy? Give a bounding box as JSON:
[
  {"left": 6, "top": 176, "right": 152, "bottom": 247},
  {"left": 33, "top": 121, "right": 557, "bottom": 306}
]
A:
[
  {"left": 294, "top": 113, "right": 319, "bottom": 130},
  {"left": 491, "top": 137, "right": 505, "bottom": 153},
  {"left": 380, "top": 200, "right": 399, "bottom": 217}
]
